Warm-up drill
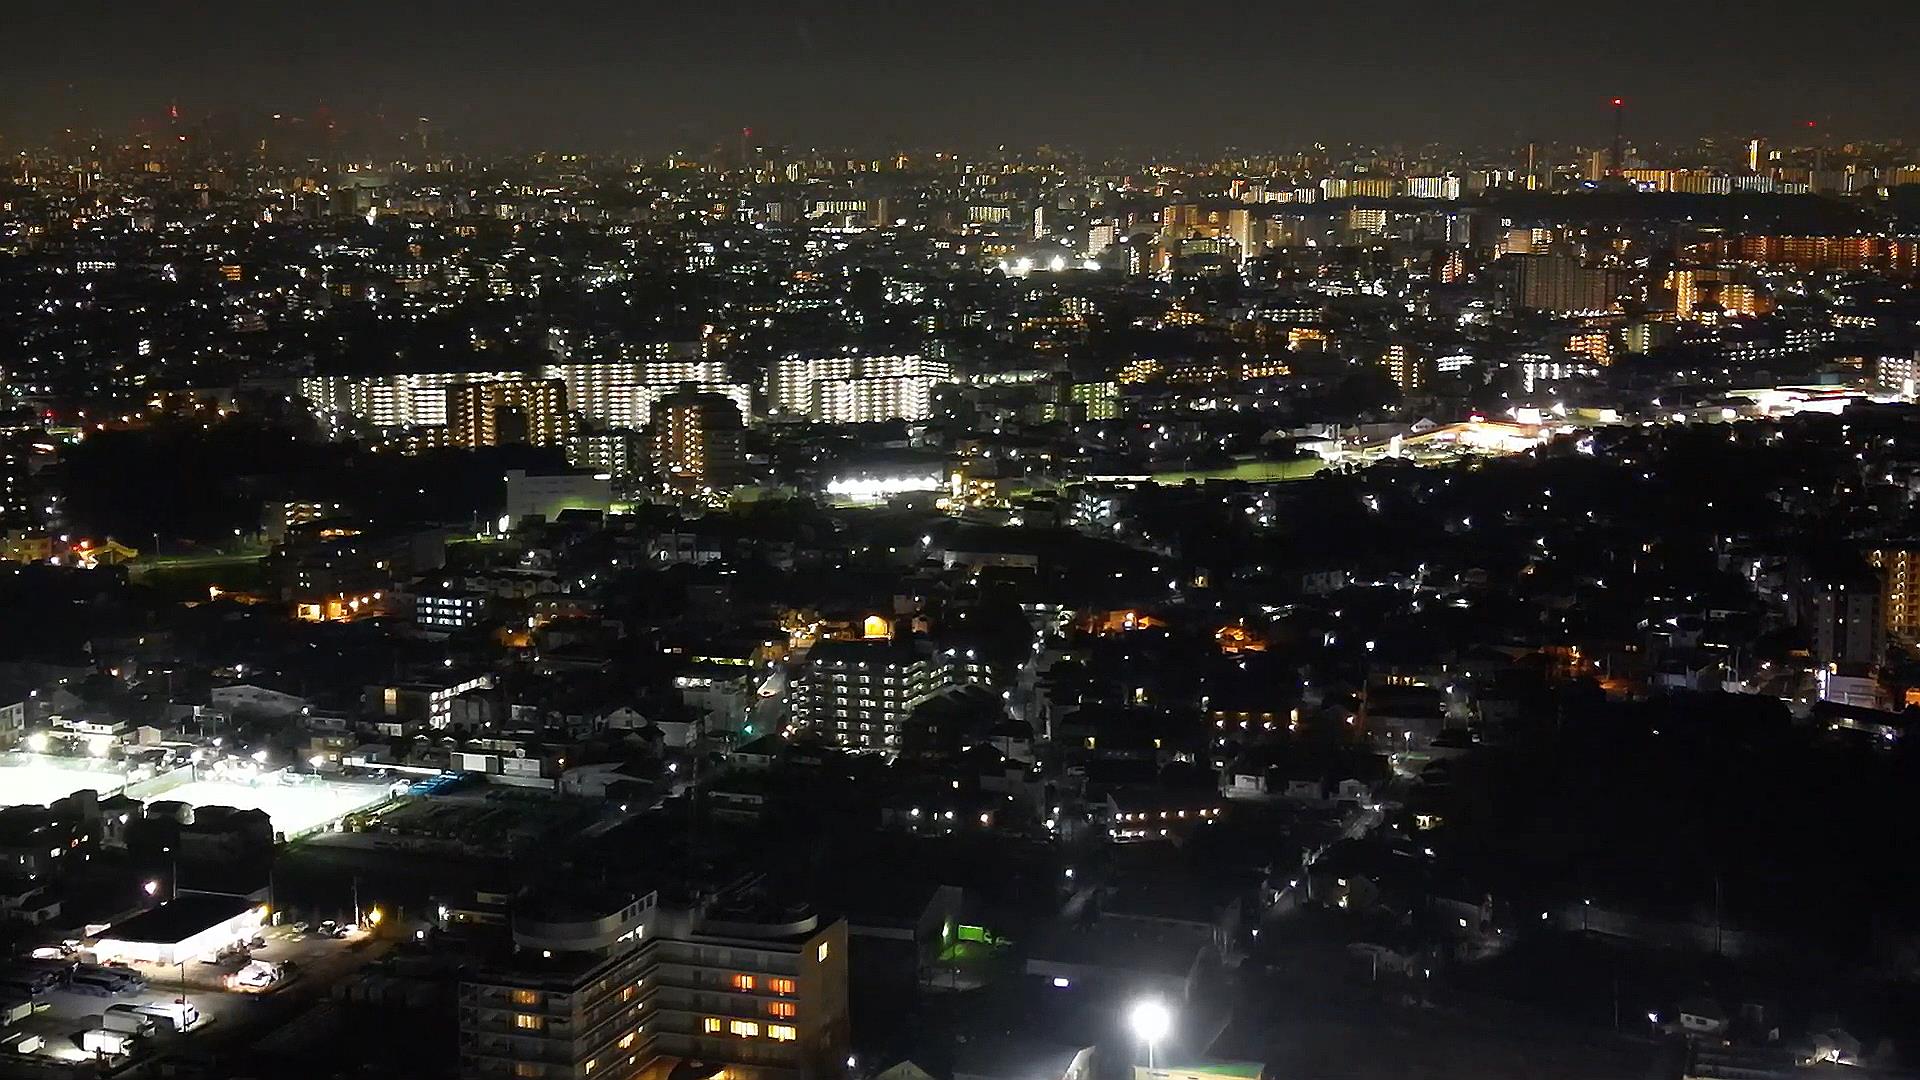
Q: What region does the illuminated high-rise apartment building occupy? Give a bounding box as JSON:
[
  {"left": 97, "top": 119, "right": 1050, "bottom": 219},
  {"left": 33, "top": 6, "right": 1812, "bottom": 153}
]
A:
[
  {"left": 302, "top": 360, "right": 751, "bottom": 436},
  {"left": 1868, "top": 544, "right": 1920, "bottom": 643},
  {"left": 459, "top": 886, "right": 849, "bottom": 1080},
  {"left": 547, "top": 359, "right": 748, "bottom": 431},
  {"left": 1509, "top": 254, "right": 1624, "bottom": 314},
  {"left": 447, "top": 380, "right": 574, "bottom": 449},
  {"left": 1382, "top": 345, "right": 1424, "bottom": 393},
  {"left": 765, "top": 355, "right": 949, "bottom": 423},
  {"left": 650, "top": 390, "right": 745, "bottom": 494}
]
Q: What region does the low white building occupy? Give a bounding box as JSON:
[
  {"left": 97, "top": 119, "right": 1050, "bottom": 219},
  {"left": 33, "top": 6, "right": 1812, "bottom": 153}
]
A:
[{"left": 93, "top": 894, "right": 268, "bottom": 968}]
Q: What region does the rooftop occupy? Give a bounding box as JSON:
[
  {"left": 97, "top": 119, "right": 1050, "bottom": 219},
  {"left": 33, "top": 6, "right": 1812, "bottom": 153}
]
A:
[{"left": 97, "top": 893, "right": 261, "bottom": 946}]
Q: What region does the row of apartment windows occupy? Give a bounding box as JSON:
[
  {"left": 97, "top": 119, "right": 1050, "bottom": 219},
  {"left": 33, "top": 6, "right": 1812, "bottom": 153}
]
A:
[
  {"left": 728, "top": 974, "right": 797, "bottom": 994},
  {"left": 703, "top": 1018, "right": 798, "bottom": 1041}
]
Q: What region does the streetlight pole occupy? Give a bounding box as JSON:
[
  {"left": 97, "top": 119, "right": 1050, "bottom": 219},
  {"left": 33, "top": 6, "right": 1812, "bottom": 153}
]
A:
[{"left": 1128, "top": 999, "right": 1171, "bottom": 1074}]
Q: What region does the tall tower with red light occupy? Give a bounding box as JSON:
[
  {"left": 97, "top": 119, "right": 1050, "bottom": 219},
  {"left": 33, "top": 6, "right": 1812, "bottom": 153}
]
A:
[{"left": 1609, "top": 97, "right": 1625, "bottom": 176}]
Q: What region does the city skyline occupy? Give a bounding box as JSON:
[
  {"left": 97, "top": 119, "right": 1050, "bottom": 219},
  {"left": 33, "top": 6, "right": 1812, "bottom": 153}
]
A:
[
  {"left": 5, "top": 7, "right": 1920, "bottom": 1079},
  {"left": 6, "top": 0, "right": 1920, "bottom": 150}
]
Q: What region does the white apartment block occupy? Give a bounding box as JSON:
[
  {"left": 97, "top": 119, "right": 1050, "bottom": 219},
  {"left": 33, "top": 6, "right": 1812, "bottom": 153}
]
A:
[{"left": 765, "top": 355, "right": 950, "bottom": 423}]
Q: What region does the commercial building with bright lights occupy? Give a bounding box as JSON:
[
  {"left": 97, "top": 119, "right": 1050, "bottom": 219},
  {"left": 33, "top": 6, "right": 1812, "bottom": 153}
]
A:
[{"left": 93, "top": 892, "right": 269, "bottom": 968}]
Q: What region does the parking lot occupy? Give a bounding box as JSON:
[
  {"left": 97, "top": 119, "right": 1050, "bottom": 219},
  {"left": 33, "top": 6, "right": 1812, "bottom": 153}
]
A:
[
  {"left": 0, "top": 925, "right": 385, "bottom": 1069},
  {"left": 0, "top": 980, "right": 245, "bottom": 1066},
  {"left": 253, "top": 921, "right": 379, "bottom": 975},
  {"left": 109, "top": 921, "right": 375, "bottom": 994}
]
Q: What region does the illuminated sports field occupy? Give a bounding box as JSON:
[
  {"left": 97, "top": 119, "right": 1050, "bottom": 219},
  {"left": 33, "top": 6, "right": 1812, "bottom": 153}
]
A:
[
  {"left": 146, "top": 778, "right": 392, "bottom": 837},
  {"left": 0, "top": 762, "right": 131, "bottom": 807},
  {"left": 0, "top": 758, "right": 390, "bottom": 837}
]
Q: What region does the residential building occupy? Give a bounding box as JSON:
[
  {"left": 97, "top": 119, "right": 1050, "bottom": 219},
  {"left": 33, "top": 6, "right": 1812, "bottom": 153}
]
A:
[
  {"left": 788, "top": 640, "right": 952, "bottom": 751},
  {"left": 765, "top": 356, "right": 950, "bottom": 423},
  {"left": 459, "top": 887, "right": 849, "bottom": 1080},
  {"left": 650, "top": 390, "right": 745, "bottom": 494}
]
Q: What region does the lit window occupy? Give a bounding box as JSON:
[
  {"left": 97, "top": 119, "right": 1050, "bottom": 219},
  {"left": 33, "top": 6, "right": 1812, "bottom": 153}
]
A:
[
  {"left": 584, "top": 1060, "right": 597, "bottom": 1074},
  {"left": 512, "top": 989, "right": 541, "bottom": 1006},
  {"left": 729, "top": 1020, "right": 760, "bottom": 1038},
  {"left": 768, "top": 1001, "right": 796, "bottom": 1018},
  {"left": 514, "top": 1064, "right": 543, "bottom": 1078},
  {"left": 817, "top": 942, "right": 830, "bottom": 963},
  {"left": 515, "top": 1014, "right": 544, "bottom": 1031},
  {"left": 769, "top": 1024, "right": 798, "bottom": 1042},
  {"left": 731, "top": 973, "right": 755, "bottom": 991},
  {"left": 703, "top": 1017, "right": 723, "bottom": 1034},
  {"left": 768, "top": 977, "right": 796, "bottom": 995}
]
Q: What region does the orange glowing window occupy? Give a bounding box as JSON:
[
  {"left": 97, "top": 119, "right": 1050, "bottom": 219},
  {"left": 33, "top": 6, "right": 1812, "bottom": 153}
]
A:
[
  {"left": 730, "top": 974, "right": 755, "bottom": 991},
  {"left": 768, "top": 1001, "right": 796, "bottom": 1019},
  {"left": 768, "top": 977, "right": 796, "bottom": 995}
]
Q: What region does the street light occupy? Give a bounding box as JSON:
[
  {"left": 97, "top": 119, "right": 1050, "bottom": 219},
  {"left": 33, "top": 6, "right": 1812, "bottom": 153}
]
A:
[
  {"left": 1128, "top": 998, "right": 1172, "bottom": 1070},
  {"left": 142, "top": 880, "right": 160, "bottom": 898}
]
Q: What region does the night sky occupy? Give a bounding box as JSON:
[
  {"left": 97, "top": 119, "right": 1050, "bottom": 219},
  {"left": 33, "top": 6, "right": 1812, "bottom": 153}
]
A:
[{"left": 6, "top": 0, "right": 1919, "bottom": 151}]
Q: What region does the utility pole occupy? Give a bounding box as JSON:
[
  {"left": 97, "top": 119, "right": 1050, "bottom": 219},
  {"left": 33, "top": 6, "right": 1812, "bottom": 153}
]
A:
[{"left": 1713, "top": 874, "right": 1723, "bottom": 958}]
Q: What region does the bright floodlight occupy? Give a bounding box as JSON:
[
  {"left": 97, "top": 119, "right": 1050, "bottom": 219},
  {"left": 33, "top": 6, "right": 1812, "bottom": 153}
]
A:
[{"left": 1129, "top": 998, "right": 1171, "bottom": 1044}]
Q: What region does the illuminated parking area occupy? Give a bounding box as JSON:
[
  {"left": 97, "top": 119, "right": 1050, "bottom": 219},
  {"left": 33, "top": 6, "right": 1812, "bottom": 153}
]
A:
[{"left": 0, "top": 761, "right": 131, "bottom": 807}]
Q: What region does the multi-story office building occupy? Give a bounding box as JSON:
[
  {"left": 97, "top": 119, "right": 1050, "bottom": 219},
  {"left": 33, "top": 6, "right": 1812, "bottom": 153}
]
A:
[
  {"left": 765, "top": 356, "right": 949, "bottom": 423},
  {"left": 459, "top": 886, "right": 849, "bottom": 1080},
  {"left": 650, "top": 391, "right": 745, "bottom": 494},
  {"left": 787, "top": 640, "right": 952, "bottom": 751}
]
